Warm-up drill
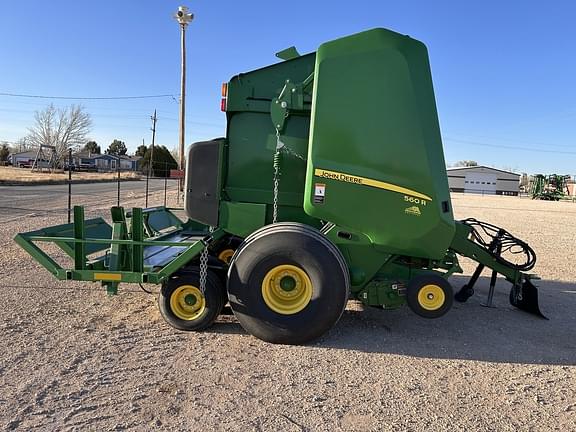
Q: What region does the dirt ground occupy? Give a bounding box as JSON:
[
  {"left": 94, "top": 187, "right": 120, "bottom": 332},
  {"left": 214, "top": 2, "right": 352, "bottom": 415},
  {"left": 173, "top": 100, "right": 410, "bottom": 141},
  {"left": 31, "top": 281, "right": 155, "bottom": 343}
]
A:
[
  {"left": 0, "top": 166, "right": 140, "bottom": 184},
  {"left": 0, "top": 193, "right": 574, "bottom": 431}
]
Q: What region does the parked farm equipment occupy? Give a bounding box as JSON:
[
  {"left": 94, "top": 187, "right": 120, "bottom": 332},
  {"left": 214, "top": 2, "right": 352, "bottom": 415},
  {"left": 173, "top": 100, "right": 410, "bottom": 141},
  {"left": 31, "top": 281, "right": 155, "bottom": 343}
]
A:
[
  {"left": 15, "top": 28, "right": 545, "bottom": 344},
  {"left": 530, "top": 174, "right": 570, "bottom": 200}
]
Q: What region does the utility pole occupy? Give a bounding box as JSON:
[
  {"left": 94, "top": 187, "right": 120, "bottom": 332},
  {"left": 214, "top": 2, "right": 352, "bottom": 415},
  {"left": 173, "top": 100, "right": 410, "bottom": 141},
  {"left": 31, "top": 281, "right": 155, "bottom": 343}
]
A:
[
  {"left": 116, "top": 154, "right": 121, "bottom": 207},
  {"left": 145, "top": 110, "right": 157, "bottom": 208},
  {"left": 144, "top": 138, "right": 148, "bottom": 208},
  {"left": 67, "top": 148, "right": 72, "bottom": 223},
  {"left": 151, "top": 109, "right": 157, "bottom": 170},
  {"left": 174, "top": 6, "right": 193, "bottom": 191}
]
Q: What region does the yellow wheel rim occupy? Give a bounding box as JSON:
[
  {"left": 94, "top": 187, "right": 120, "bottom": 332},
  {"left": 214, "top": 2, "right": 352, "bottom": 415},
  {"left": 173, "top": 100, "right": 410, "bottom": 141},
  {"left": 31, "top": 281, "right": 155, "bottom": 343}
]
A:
[
  {"left": 218, "top": 248, "right": 235, "bottom": 265},
  {"left": 417, "top": 284, "right": 446, "bottom": 311},
  {"left": 261, "top": 264, "right": 313, "bottom": 315},
  {"left": 170, "top": 285, "right": 206, "bottom": 320}
]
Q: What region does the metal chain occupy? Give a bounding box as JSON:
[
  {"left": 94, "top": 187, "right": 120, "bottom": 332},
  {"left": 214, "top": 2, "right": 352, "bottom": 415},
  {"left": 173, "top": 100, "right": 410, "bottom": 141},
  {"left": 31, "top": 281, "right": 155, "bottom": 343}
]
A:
[
  {"left": 271, "top": 128, "right": 308, "bottom": 223},
  {"left": 282, "top": 145, "right": 307, "bottom": 161},
  {"left": 199, "top": 226, "right": 214, "bottom": 293},
  {"left": 272, "top": 128, "right": 284, "bottom": 223}
]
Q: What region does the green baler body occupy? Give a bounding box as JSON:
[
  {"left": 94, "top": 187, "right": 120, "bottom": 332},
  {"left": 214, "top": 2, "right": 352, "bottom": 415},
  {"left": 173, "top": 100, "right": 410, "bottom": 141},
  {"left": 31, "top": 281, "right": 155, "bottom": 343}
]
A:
[
  {"left": 14, "top": 27, "right": 542, "bottom": 319},
  {"left": 224, "top": 52, "right": 316, "bottom": 227},
  {"left": 222, "top": 28, "right": 454, "bottom": 260}
]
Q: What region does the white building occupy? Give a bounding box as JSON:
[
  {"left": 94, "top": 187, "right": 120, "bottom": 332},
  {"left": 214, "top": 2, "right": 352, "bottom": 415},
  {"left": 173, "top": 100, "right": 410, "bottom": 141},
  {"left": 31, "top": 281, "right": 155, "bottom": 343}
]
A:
[{"left": 447, "top": 166, "right": 520, "bottom": 196}]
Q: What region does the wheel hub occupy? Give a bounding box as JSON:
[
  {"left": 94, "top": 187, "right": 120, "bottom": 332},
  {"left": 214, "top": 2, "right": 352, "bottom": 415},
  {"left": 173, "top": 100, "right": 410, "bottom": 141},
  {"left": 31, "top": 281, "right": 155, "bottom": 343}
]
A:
[
  {"left": 184, "top": 293, "right": 197, "bottom": 306},
  {"left": 279, "top": 275, "right": 297, "bottom": 292},
  {"left": 218, "top": 249, "right": 235, "bottom": 265},
  {"left": 170, "top": 285, "right": 206, "bottom": 320},
  {"left": 261, "top": 265, "right": 313, "bottom": 315},
  {"left": 417, "top": 284, "right": 445, "bottom": 311}
]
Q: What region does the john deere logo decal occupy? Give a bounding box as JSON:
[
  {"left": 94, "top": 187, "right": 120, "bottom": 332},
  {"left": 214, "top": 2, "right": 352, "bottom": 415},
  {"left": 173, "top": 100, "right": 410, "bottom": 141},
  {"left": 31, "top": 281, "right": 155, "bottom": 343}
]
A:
[
  {"left": 314, "top": 168, "right": 432, "bottom": 201},
  {"left": 405, "top": 206, "right": 421, "bottom": 216}
]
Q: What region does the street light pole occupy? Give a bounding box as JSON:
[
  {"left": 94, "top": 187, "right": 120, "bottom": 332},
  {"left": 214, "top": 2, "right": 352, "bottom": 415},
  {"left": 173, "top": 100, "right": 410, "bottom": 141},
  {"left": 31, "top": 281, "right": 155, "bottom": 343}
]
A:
[{"left": 174, "top": 6, "right": 193, "bottom": 191}]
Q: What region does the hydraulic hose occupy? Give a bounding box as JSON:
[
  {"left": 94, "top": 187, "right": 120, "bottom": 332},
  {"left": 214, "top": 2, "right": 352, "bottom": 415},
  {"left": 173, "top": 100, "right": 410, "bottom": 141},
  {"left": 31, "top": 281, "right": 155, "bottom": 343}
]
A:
[{"left": 461, "top": 218, "right": 536, "bottom": 271}]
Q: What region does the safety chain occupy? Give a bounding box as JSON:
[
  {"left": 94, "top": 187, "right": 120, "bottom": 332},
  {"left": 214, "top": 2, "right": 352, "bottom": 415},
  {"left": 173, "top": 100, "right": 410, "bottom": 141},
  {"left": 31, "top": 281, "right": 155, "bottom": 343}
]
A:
[
  {"left": 199, "top": 226, "right": 214, "bottom": 293},
  {"left": 272, "top": 128, "right": 308, "bottom": 223},
  {"left": 272, "top": 128, "right": 284, "bottom": 223},
  {"left": 283, "top": 145, "right": 307, "bottom": 161}
]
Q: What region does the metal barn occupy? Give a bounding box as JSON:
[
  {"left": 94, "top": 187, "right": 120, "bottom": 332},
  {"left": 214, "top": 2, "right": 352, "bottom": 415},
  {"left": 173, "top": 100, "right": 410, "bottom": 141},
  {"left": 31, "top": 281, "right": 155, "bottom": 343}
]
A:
[{"left": 447, "top": 166, "right": 520, "bottom": 196}]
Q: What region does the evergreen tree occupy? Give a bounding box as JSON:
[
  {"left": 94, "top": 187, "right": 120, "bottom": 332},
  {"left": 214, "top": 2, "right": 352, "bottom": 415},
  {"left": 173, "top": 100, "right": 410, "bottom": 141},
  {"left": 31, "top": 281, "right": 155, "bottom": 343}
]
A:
[{"left": 142, "top": 145, "right": 177, "bottom": 177}]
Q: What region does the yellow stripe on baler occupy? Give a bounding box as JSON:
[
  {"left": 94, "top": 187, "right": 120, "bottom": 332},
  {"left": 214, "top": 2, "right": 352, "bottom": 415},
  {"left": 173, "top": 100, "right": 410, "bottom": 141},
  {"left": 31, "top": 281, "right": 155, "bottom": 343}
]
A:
[{"left": 314, "top": 168, "right": 432, "bottom": 201}]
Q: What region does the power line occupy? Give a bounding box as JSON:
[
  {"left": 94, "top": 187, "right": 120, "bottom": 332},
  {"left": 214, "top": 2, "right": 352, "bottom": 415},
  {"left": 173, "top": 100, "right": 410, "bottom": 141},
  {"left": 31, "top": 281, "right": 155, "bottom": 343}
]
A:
[
  {"left": 0, "top": 92, "right": 175, "bottom": 101},
  {"left": 444, "top": 137, "right": 576, "bottom": 155},
  {"left": 445, "top": 132, "right": 575, "bottom": 149}
]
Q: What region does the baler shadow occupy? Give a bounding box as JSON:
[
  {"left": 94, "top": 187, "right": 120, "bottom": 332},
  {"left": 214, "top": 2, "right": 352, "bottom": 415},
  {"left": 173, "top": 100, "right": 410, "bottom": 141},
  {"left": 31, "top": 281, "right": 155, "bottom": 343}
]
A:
[
  {"left": 208, "top": 320, "right": 245, "bottom": 335},
  {"left": 320, "top": 276, "right": 576, "bottom": 366}
]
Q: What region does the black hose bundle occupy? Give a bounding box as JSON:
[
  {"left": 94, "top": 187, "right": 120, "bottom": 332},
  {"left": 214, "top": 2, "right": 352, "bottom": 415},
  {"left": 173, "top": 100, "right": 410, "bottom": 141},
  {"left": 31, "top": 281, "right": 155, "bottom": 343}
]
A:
[{"left": 461, "top": 218, "right": 536, "bottom": 271}]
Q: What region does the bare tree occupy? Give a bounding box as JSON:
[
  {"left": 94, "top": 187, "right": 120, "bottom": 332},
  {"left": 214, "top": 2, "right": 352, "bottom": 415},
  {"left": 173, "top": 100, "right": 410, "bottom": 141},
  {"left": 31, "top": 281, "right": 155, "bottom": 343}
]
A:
[
  {"left": 14, "top": 136, "right": 35, "bottom": 153},
  {"left": 27, "top": 104, "right": 92, "bottom": 161},
  {"left": 170, "top": 146, "right": 180, "bottom": 162},
  {"left": 452, "top": 160, "right": 478, "bottom": 167}
]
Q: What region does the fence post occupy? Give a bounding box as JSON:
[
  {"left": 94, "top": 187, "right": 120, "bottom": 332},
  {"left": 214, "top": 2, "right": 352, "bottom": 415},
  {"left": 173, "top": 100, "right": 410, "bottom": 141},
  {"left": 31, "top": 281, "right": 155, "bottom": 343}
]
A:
[
  {"left": 164, "top": 162, "right": 168, "bottom": 207},
  {"left": 117, "top": 155, "right": 121, "bottom": 207},
  {"left": 145, "top": 158, "right": 150, "bottom": 208},
  {"left": 68, "top": 148, "right": 72, "bottom": 223}
]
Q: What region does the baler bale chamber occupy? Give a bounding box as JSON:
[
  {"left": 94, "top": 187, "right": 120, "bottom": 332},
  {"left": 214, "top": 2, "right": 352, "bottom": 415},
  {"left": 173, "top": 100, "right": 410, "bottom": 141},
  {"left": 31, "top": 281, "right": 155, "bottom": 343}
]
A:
[{"left": 15, "top": 28, "right": 545, "bottom": 345}]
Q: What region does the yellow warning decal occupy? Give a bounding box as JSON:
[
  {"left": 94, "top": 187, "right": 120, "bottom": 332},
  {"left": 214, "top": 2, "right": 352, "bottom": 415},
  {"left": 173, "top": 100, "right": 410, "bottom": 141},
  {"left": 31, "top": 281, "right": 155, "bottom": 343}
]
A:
[
  {"left": 314, "top": 168, "right": 432, "bottom": 201},
  {"left": 94, "top": 272, "right": 122, "bottom": 281}
]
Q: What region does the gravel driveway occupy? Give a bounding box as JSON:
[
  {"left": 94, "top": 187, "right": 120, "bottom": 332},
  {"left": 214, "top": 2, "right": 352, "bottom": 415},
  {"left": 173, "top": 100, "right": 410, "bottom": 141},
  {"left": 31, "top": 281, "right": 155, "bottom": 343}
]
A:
[{"left": 0, "top": 193, "right": 574, "bottom": 431}]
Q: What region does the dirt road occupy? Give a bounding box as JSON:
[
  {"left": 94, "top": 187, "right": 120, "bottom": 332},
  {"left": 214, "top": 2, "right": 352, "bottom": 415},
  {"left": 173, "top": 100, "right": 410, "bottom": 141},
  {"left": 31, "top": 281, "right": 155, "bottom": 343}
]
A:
[
  {"left": 0, "top": 179, "right": 170, "bottom": 222},
  {"left": 0, "top": 194, "right": 574, "bottom": 431}
]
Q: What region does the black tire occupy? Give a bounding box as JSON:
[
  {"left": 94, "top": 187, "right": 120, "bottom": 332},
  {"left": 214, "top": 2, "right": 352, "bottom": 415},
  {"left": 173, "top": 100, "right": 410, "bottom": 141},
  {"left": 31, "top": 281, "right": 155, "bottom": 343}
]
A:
[
  {"left": 158, "top": 269, "right": 225, "bottom": 331},
  {"left": 406, "top": 274, "right": 454, "bottom": 318},
  {"left": 227, "top": 223, "right": 349, "bottom": 345}
]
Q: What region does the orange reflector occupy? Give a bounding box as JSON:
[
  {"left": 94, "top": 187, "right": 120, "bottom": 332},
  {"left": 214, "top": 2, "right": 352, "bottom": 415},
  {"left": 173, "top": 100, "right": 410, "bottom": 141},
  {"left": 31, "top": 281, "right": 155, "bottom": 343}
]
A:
[
  {"left": 220, "top": 98, "right": 227, "bottom": 112},
  {"left": 221, "top": 83, "right": 228, "bottom": 97}
]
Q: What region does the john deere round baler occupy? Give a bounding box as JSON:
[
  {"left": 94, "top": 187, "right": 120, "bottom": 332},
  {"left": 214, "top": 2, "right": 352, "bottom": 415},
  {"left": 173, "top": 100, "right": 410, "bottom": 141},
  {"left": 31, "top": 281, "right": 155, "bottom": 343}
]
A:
[{"left": 15, "top": 28, "right": 544, "bottom": 345}]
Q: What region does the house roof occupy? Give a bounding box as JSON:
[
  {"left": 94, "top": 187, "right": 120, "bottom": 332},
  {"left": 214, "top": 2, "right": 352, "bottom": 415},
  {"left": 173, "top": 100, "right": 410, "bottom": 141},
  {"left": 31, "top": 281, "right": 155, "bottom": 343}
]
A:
[
  {"left": 10, "top": 150, "right": 37, "bottom": 157},
  {"left": 65, "top": 150, "right": 144, "bottom": 161},
  {"left": 73, "top": 151, "right": 93, "bottom": 158},
  {"left": 447, "top": 165, "right": 520, "bottom": 177},
  {"left": 87, "top": 154, "right": 142, "bottom": 160}
]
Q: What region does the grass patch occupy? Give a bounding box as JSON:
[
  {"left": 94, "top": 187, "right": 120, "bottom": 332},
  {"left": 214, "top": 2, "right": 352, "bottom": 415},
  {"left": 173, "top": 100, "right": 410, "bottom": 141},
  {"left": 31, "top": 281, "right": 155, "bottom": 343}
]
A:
[{"left": 0, "top": 166, "right": 141, "bottom": 183}]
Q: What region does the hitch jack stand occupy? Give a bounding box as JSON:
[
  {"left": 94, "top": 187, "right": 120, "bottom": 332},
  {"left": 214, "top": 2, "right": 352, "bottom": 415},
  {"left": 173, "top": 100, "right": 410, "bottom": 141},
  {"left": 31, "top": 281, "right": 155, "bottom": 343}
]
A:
[
  {"left": 481, "top": 268, "right": 498, "bottom": 308},
  {"left": 481, "top": 243, "right": 502, "bottom": 308}
]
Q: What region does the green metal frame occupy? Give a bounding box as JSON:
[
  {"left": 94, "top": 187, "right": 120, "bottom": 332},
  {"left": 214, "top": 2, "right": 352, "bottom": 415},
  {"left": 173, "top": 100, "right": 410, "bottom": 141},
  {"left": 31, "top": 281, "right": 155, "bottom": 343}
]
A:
[
  {"left": 449, "top": 221, "right": 523, "bottom": 284},
  {"left": 14, "top": 206, "right": 224, "bottom": 294}
]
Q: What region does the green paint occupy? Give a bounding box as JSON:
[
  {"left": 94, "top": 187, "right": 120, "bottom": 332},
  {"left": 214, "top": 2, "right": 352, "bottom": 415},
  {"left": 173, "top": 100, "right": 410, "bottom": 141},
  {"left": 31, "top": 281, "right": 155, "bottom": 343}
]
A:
[
  {"left": 73, "top": 206, "right": 86, "bottom": 270},
  {"left": 184, "top": 294, "right": 197, "bottom": 306},
  {"left": 218, "top": 201, "right": 267, "bottom": 238},
  {"left": 275, "top": 46, "right": 300, "bottom": 61},
  {"left": 131, "top": 207, "right": 144, "bottom": 273},
  {"left": 303, "top": 29, "right": 454, "bottom": 260},
  {"left": 279, "top": 276, "right": 296, "bottom": 292}
]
